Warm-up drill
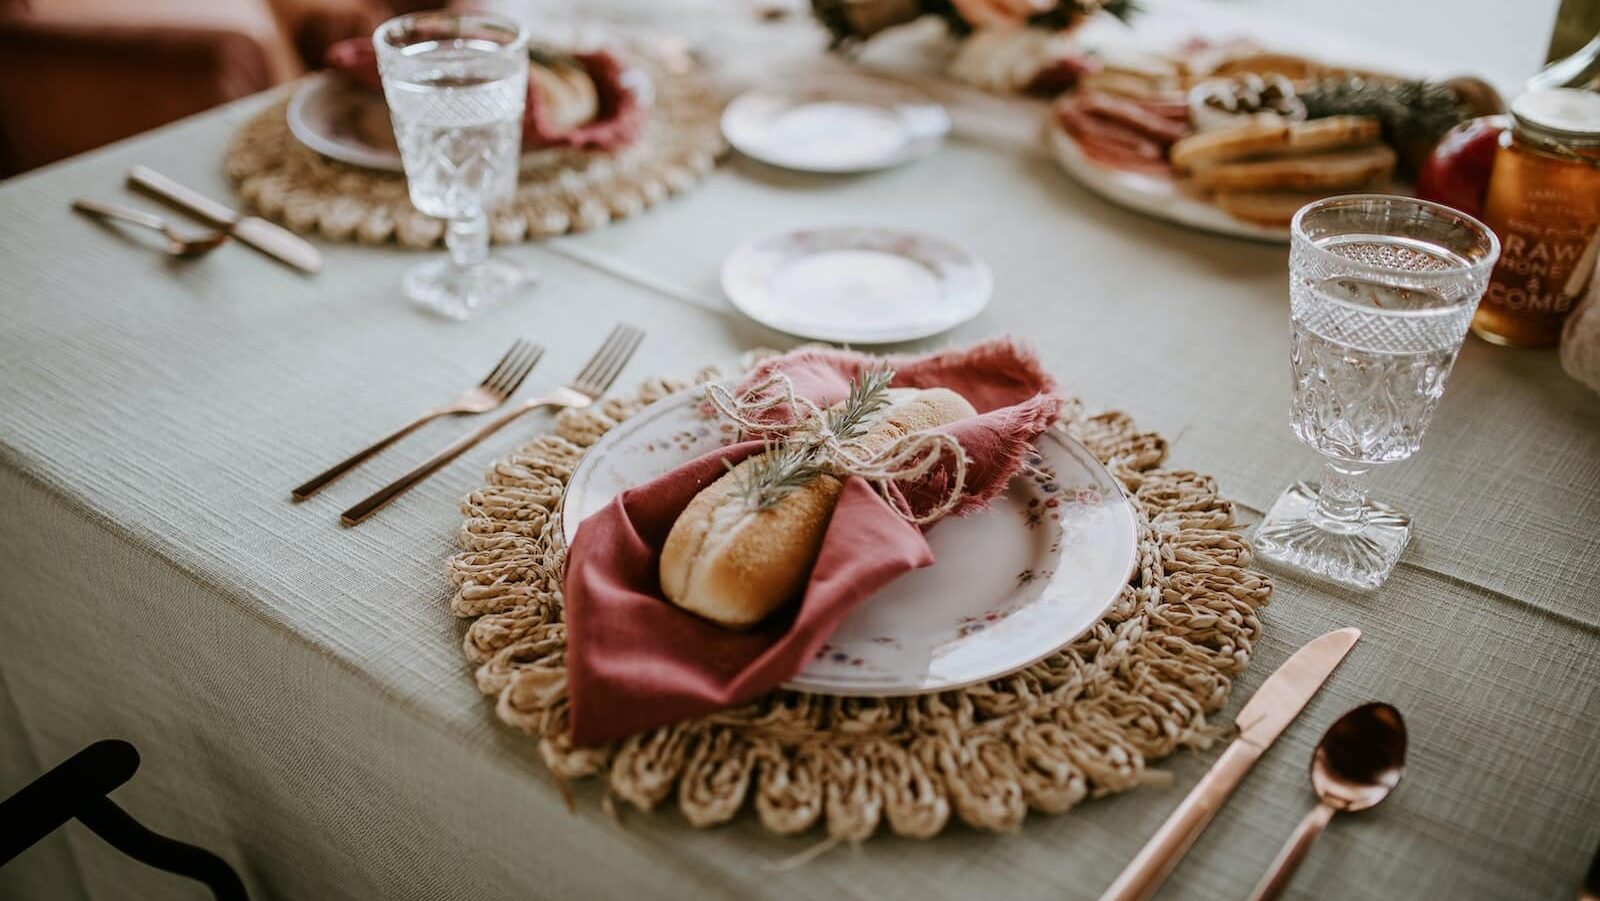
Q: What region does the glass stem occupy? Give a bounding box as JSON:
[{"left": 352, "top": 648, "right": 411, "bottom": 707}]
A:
[
  {"left": 446, "top": 212, "right": 489, "bottom": 270},
  {"left": 1311, "top": 460, "right": 1371, "bottom": 533}
]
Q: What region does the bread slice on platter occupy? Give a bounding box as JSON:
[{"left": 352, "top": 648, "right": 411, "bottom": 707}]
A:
[
  {"left": 659, "top": 387, "right": 975, "bottom": 629},
  {"left": 1192, "top": 143, "right": 1397, "bottom": 192},
  {"left": 1171, "top": 116, "right": 1382, "bottom": 172},
  {"left": 1211, "top": 186, "right": 1387, "bottom": 227}
]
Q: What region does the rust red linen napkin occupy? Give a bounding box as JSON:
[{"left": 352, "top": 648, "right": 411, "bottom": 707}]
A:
[{"left": 563, "top": 340, "right": 1061, "bottom": 745}]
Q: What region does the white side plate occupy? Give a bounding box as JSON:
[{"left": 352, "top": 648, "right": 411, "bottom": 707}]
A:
[
  {"left": 722, "top": 226, "right": 992, "bottom": 344},
  {"left": 560, "top": 392, "right": 1140, "bottom": 697},
  {"left": 722, "top": 75, "right": 950, "bottom": 173}
]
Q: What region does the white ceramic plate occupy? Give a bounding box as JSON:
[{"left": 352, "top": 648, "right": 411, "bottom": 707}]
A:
[
  {"left": 722, "top": 226, "right": 992, "bottom": 344},
  {"left": 287, "top": 73, "right": 408, "bottom": 172},
  {"left": 559, "top": 392, "right": 1140, "bottom": 697},
  {"left": 721, "top": 76, "right": 950, "bottom": 173},
  {"left": 1047, "top": 124, "right": 1291, "bottom": 244}
]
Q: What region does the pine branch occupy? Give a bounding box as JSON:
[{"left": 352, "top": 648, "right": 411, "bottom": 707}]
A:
[{"left": 1301, "top": 77, "right": 1471, "bottom": 143}]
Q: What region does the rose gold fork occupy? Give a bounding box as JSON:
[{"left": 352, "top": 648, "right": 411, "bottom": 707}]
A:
[
  {"left": 341, "top": 324, "right": 643, "bottom": 526},
  {"left": 292, "top": 339, "right": 544, "bottom": 501}
]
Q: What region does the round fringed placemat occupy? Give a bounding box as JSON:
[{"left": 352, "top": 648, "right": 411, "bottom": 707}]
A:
[
  {"left": 223, "top": 46, "right": 724, "bottom": 247},
  {"left": 446, "top": 370, "right": 1271, "bottom": 839}
]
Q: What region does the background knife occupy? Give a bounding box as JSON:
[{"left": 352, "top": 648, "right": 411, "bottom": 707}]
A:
[
  {"left": 127, "top": 165, "right": 321, "bottom": 274},
  {"left": 1099, "top": 627, "right": 1362, "bottom": 901}
]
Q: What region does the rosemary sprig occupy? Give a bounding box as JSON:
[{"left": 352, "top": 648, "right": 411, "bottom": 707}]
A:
[
  {"left": 727, "top": 368, "right": 895, "bottom": 511},
  {"left": 825, "top": 367, "right": 894, "bottom": 442},
  {"left": 728, "top": 441, "right": 824, "bottom": 512}
]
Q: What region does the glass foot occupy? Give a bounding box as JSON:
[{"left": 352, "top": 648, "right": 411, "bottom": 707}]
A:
[
  {"left": 403, "top": 258, "right": 535, "bottom": 321},
  {"left": 1253, "top": 481, "right": 1411, "bottom": 590}
]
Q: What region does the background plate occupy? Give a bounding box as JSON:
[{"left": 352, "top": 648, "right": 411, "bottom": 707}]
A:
[
  {"left": 722, "top": 226, "right": 992, "bottom": 344},
  {"left": 286, "top": 68, "right": 653, "bottom": 173},
  {"left": 721, "top": 75, "right": 950, "bottom": 173}
]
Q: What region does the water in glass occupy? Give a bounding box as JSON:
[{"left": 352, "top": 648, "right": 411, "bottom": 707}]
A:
[
  {"left": 1256, "top": 195, "right": 1498, "bottom": 591},
  {"left": 1288, "top": 236, "right": 1475, "bottom": 467},
  {"left": 384, "top": 47, "right": 525, "bottom": 220},
  {"left": 375, "top": 12, "right": 531, "bottom": 320}
]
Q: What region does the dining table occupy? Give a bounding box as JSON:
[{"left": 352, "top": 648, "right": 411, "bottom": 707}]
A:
[{"left": 1, "top": 1, "right": 1597, "bottom": 899}]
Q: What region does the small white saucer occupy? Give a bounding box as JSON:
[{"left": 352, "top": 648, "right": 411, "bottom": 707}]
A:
[
  {"left": 721, "top": 76, "right": 950, "bottom": 173},
  {"left": 721, "top": 226, "right": 991, "bottom": 344}
]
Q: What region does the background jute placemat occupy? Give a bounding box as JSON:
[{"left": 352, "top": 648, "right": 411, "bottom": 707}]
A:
[
  {"left": 223, "top": 46, "right": 724, "bottom": 248},
  {"left": 446, "top": 370, "right": 1271, "bottom": 839}
]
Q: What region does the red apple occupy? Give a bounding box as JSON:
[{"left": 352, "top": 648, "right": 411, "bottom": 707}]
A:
[{"left": 1415, "top": 115, "right": 1508, "bottom": 218}]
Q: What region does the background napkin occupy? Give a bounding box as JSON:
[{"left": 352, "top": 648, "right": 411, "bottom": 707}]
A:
[
  {"left": 1560, "top": 261, "right": 1600, "bottom": 396},
  {"left": 562, "top": 340, "right": 1061, "bottom": 746}
]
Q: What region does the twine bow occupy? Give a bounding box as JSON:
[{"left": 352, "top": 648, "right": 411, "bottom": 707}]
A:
[{"left": 704, "top": 373, "right": 969, "bottom": 525}]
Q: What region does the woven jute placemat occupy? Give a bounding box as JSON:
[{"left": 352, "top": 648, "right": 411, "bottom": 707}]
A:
[
  {"left": 446, "top": 370, "right": 1271, "bottom": 838},
  {"left": 223, "top": 46, "right": 724, "bottom": 248}
]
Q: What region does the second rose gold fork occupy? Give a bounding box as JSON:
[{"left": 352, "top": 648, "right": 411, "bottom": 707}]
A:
[
  {"left": 340, "top": 324, "right": 643, "bottom": 526},
  {"left": 292, "top": 339, "right": 545, "bottom": 500}
]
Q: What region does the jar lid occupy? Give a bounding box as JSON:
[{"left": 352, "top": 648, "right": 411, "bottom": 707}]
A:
[{"left": 1512, "top": 88, "right": 1600, "bottom": 147}]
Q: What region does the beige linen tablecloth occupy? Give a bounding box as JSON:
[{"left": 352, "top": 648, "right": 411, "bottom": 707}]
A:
[{"left": 2, "top": 7, "right": 1598, "bottom": 900}]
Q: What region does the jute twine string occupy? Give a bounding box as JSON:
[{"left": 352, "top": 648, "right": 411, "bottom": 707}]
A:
[
  {"left": 222, "top": 45, "right": 724, "bottom": 247},
  {"left": 446, "top": 366, "right": 1270, "bottom": 838},
  {"left": 703, "top": 372, "right": 969, "bottom": 525}
]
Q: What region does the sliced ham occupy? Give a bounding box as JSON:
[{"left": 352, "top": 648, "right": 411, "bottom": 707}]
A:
[
  {"left": 1077, "top": 92, "right": 1192, "bottom": 144},
  {"left": 1056, "top": 101, "right": 1172, "bottom": 175},
  {"left": 1053, "top": 90, "right": 1194, "bottom": 176}
]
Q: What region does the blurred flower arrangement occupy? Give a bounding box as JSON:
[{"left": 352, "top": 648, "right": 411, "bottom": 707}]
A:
[{"left": 812, "top": 0, "right": 1138, "bottom": 48}]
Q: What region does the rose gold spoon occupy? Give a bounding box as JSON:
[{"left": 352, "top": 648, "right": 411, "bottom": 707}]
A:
[
  {"left": 1249, "top": 702, "right": 1408, "bottom": 901},
  {"left": 73, "top": 198, "right": 229, "bottom": 258}
]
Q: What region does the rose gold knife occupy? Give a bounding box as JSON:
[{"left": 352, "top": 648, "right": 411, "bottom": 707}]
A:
[
  {"left": 1099, "top": 627, "right": 1361, "bottom": 901},
  {"left": 127, "top": 165, "right": 321, "bottom": 273}
]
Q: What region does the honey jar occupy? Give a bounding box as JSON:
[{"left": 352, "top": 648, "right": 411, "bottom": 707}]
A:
[{"left": 1472, "top": 89, "right": 1600, "bottom": 347}]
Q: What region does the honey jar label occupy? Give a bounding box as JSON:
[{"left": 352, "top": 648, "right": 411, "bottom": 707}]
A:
[{"left": 1484, "top": 209, "right": 1600, "bottom": 316}]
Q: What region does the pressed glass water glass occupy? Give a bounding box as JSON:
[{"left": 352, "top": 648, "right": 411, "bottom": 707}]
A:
[
  {"left": 1255, "top": 195, "right": 1500, "bottom": 590},
  {"left": 375, "top": 11, "right": 531, "bottom": 320}
]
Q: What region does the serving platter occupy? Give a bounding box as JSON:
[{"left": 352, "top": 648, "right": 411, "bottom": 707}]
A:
[
  {"left": 1047, "top": 124, "right": 1292, "bottom": 244},
  {"left": 559, "top": 391, "right": 1140, "bottom": 696},
  {"left": 721, "top": 226, "right": 992, "bottom": 344}
]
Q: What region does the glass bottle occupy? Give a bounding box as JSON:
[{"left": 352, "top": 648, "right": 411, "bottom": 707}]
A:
[
  {"left": 1471, "top": 89, "right": 1600, "bottom": 347},
  {"left": 1527, "top": 32, "right": 1600, "bottom": 92}
]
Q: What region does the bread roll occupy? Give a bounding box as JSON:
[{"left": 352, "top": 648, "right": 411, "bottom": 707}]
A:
[
  {"left": 528, "top": 60, "right": 599, "bottom": 132},
  {"left": 659, "top": 387, "right": 975, "bottom": 629}
]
